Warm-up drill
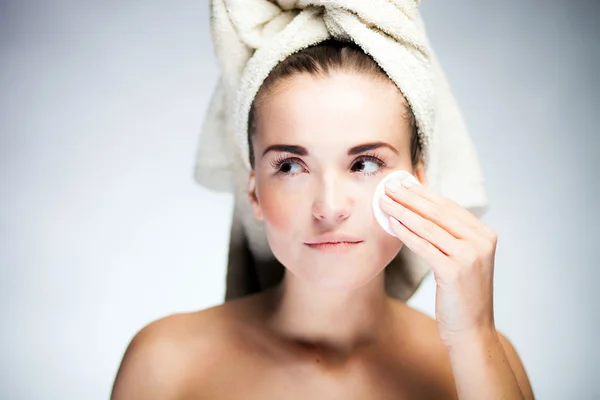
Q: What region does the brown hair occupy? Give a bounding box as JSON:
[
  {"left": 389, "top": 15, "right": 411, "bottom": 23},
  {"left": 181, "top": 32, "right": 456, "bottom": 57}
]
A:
[{"left": 247, "top": 39, "right": 421, "bottom": 168}]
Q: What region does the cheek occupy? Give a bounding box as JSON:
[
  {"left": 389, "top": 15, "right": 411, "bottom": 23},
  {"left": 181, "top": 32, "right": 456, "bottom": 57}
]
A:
[{"left": 257, "top": 183, "right": 305, "bottom": 231}]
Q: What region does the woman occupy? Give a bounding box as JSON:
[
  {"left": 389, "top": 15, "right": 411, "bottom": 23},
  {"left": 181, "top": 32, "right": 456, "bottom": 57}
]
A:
[{"left": 110, "top": 40, "right": 534, "bottom": 399}]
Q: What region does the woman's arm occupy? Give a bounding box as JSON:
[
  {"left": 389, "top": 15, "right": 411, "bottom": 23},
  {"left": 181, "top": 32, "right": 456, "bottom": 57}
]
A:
[
  {"left": 380, "top": 181, "right": 534, "bottom": 399},
  {"left": 446, "top": 329, "right": 534, "bottom": 400}
]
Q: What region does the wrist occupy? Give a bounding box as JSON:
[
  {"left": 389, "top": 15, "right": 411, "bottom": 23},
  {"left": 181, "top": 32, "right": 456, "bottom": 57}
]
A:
[{"left": 443, "top": 328, "right": 526, "bottom": 400}]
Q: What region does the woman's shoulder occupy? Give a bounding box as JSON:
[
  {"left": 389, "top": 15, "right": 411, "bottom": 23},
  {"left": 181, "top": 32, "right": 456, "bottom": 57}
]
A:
[
  {"left": 110, "top": 298, "right": 260, "bottom": 399},
  {"left": 388, "top": 299, "right": 441, "bottom": 341},
  {"left": 388, "top": 300, "right": 452, "bottom": 361}
]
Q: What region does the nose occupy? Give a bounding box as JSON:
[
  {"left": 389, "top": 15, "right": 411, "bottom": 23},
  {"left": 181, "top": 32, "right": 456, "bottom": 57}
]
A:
[{"left": 312, "top": 175, "right": 351, "bottom": 223}]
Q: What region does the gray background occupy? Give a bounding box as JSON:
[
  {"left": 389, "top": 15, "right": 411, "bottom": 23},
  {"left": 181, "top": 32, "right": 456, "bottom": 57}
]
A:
[{"left": 1, "top": 0, "right": 598, "bottom": 398}]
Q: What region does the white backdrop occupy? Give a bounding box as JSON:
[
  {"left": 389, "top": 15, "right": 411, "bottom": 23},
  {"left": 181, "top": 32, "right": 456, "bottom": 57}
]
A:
[{"left": 1, "top": 0, "right": 598, "bottom": 398}]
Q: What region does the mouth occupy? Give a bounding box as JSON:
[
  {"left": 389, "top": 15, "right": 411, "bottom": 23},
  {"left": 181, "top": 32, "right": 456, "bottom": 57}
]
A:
[{"left": 304, "top": 241, "right": 364, "bottom": 252}]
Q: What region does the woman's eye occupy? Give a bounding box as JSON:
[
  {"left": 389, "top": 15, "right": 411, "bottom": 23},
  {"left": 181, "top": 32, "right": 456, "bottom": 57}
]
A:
[
  {"left": 352, "top": 158, "right": 381, "bottom": 174},
  {"left": 278, "top": 160, "right": 304, "bottom": 174}
]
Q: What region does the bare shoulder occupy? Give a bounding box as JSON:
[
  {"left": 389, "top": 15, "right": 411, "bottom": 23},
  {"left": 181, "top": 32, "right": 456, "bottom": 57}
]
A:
[
  {"left": 110, "top": 298, "right": 259, "bottom": 400},
  {"left": 392, "top": 301, "right": 534, "bottom": 399},
  {"left": 496, "top": 331, "right": 535, "bottom": 400},
  {"left": 388, "top": 301, "right": 458, "bottom": 395},
  {"left": 390, "top": 301, "right": 446, "bottom": 348}
]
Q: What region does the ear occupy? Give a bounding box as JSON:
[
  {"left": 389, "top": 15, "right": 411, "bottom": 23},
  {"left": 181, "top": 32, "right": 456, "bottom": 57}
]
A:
[
  {"left": 413, "top": 160, "right": 428, "bottom": 186},
  {"left": 247, "top": 170, "right": 264, "bottom": 221}
]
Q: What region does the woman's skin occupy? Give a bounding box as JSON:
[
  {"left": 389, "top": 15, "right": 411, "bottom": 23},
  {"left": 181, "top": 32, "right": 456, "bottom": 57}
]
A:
[
  {"left": 247, "top": 72, "right": 420, "bottom": 353},
  {"left": 111, "top": 72, "right": 534, "bottom": 399}
]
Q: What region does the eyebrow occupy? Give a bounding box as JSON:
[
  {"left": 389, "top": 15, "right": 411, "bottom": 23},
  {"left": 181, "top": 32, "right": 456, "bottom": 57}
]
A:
[
  {"left": 261, "top": 141, "right": 399, "bottom": 158},
  {"left": 348, "top": 142, "right": 399, "bottom": 156}
]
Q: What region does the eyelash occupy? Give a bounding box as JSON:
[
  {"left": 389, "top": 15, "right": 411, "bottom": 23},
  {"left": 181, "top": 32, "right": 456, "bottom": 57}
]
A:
[{"left": 270, "top": 151, "right": 386, "bottom": 177}]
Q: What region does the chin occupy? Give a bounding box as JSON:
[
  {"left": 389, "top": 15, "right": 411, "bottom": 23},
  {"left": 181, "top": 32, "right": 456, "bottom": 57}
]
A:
[{"left": 287, "top": 250, "right": 396, "bottom": 293}]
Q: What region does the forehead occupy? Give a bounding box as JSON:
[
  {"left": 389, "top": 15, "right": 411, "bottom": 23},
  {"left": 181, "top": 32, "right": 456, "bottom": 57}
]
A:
[{"left": 254, "top": 72, "right": 413, "bottom": 149}]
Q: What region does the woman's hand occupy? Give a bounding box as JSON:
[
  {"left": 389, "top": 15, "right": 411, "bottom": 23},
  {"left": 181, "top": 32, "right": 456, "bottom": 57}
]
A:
[{"left": 379, "top": 179, "right": 498, "bottom": 347}]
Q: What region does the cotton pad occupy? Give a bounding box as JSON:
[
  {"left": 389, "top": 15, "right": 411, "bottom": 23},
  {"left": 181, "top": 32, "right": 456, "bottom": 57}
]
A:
[{"left": 372, "top": 170, "right": 422, "bottom": 237}]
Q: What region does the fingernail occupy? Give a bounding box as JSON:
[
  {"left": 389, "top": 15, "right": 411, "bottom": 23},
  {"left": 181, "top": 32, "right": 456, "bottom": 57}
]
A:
[
  {"left": 381, "top": 195, "right": 393, "bottom": 205},
  {"left": 401, "top": 180, "right": 414, "bottom": 189},
  {"left": 386, "top": 182, "right": 401, "bottom": 193}
]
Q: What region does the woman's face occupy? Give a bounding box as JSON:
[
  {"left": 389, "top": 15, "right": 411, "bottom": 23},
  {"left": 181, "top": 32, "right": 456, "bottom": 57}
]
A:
[{"left": 249, "top": 72, "right": 426, "bottom": 292}]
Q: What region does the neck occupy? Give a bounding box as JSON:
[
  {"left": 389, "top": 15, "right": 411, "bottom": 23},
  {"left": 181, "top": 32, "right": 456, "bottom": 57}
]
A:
[{"left": 262, "top": 270, "right": 395, "bottom": 357}]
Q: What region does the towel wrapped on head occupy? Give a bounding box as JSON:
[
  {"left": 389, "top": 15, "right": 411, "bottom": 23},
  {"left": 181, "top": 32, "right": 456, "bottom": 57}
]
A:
[{"left": 194, "top": 0, "right": 489, "bottom": 302}]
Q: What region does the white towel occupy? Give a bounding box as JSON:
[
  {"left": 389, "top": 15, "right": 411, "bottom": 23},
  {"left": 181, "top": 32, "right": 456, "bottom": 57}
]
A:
[{"left": 194, "top": 0, "right": 489, "bottom": 302}]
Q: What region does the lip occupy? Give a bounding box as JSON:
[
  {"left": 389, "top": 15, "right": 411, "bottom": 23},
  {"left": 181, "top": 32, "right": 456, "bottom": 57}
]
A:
[
  {"left": 304, "top": 234, "right": 364, "bottom": 252},
  {"left": 306, "top": 233, "right": 363, "bottom": 245},
  {"left": 305, "top": 242, "right": 363, "bottom": 252}
]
